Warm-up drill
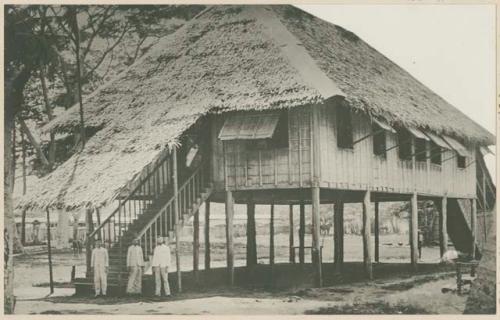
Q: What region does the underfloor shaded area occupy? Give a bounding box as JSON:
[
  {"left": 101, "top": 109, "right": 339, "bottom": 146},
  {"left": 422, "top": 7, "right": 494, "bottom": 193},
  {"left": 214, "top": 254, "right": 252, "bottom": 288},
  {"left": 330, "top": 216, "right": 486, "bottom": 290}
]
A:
[
  {"left": 74, "top": 262, "right": 455, "bottom": 296},
  {"left": 17, "top": 270, "right": 470, "bottom": 315}
]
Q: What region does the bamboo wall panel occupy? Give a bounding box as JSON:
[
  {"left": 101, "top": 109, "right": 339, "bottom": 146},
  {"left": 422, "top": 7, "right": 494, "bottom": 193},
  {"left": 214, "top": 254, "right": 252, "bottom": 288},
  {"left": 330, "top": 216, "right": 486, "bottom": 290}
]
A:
[{"left": 215, "top": 107, "right": 313, "bottom": 189}]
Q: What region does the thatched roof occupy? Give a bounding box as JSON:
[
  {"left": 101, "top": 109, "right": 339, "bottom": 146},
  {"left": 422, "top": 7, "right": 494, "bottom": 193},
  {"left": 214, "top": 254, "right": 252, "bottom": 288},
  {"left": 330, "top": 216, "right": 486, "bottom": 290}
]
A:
[{"left": 19, "top": 5, "right": 494, "bottom": 209}]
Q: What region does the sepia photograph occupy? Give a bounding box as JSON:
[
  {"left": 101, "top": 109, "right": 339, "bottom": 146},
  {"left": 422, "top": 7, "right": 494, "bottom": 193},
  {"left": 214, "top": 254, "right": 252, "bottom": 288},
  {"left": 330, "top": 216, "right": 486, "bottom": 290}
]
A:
[{"left": 3, "top": 3, "right": 497, "bottom": 315}]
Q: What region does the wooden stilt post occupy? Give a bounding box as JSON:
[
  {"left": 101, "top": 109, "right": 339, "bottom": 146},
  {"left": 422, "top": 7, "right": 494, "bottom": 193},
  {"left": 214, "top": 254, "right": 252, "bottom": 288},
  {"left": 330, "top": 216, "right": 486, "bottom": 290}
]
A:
[
  {"left": 204, "top": 201, "right": 211, "bottom": 270},
  {"left": 374, "top": 202, "right": 380, "bottom": 263},
  {"left": 46, "top": 208, "right": 54, "bottom": 294},
  {"left": 438, "top": 197, "right": 448, "bottom": 258},
  {"left": 470, "top": 198, "right": 477, "bottom": 259},
  {"left": 311, "top": 186, "right": 322, "bottom": 287},
  {"left": 362, "top": 191, "right": 373, "bottom": 280},
  {"left": 299, "top": 201, "right": 305, "bottom": 265},
  {"left": 193, "top": 209, "right": 199, "bottom": 281},
  {"left": 246, "top": 201, "right": 257, "bottom": 267},
  {"left": 85, "top": 208, "right": 94, "bottom": 278},
  {"left": 289, "top": 204, "right": 295, "bottom": 263},
  {"left": 270, "top": 203, "right": 275, "bottom": 266},
  {"left": 410, "top": 192, "right": 418, "bottom": 271},
  {"left": 172, "top": 147, "right": 182, "bottom": 292},
  {"left": 225, "top": 190, "right": 235, "bottom": 286},
  {"left": 334, "top": 199, "right": 344, "bottom": 273}
]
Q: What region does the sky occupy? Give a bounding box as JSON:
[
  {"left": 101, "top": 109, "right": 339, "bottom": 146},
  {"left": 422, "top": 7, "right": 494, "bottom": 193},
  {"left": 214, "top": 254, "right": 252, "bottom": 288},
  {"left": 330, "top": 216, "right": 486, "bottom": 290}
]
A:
[{"left": 296, "top": 4, "right": 496, "bottom": 175}]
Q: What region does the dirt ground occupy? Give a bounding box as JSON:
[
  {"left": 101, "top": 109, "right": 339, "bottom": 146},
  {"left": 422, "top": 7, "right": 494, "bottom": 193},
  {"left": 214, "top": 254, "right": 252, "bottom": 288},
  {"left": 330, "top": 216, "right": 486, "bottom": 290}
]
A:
[
  {"left": 12, "top": 232, "right": 467, "bottom": 315},
  {"left": 15, "top": 271, "right": 466, "bottom": 314}
]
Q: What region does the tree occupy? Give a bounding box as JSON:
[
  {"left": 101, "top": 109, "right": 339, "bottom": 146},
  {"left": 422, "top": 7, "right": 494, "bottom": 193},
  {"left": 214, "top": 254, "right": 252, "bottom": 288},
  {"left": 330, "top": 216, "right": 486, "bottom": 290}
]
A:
[{"left": 4, "top": 5, "right": 59, "bottom": 312}]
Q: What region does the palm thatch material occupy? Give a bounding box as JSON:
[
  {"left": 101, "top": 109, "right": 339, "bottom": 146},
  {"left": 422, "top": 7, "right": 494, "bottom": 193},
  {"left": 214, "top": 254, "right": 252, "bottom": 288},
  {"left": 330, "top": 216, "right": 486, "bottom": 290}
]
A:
[{"left": 18, "top": 5, "right": 494, "bottom": 209}]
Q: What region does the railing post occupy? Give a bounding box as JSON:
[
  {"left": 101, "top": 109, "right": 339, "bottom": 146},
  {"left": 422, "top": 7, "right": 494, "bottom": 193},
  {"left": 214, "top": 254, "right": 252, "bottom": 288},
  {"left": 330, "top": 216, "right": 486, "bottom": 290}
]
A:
[{"left": 172, "top": 147, "right": 182, "bottom": 292}]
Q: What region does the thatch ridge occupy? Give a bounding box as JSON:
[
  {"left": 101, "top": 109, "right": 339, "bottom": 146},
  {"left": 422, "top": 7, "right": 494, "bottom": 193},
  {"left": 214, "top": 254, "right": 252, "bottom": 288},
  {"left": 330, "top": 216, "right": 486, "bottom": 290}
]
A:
[
  {"left": 19, "top": 5, "right": 495, "bottom": 210},
  {"left": 272, "top": 5, "right": 494, "bottom": 145}
]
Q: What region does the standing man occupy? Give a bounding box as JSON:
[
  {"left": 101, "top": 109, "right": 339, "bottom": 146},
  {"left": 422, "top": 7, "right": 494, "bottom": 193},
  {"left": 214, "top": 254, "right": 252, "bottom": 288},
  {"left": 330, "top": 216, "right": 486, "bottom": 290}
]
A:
[
  {"left": 151, "top": 237, "right": 171, "bottom": 297},
  {"left": 126, "top": 238, "right": 144, "bottom": 295},
  {"left": 91, "top": 240, "right": 108, "bottom": 297}
]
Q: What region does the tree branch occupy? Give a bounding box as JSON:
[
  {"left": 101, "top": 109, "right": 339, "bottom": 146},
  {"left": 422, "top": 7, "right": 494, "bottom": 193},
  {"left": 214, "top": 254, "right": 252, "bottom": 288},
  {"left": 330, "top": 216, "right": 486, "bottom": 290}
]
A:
[
  {"left": 18, "top": 117, "right": 50, "bottom": 167},
  {"left": 84, "top": 22, "right": 130, "bottom": 81},
  {"left": 81, "top": 6, "right": 113, "bottom": 62}
]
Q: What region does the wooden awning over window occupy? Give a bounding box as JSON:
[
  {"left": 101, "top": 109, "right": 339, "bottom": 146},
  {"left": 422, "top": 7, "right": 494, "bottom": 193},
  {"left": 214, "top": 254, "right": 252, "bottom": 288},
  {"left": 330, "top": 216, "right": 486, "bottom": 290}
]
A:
[
  {"left": 424, "top": 132, "right": 451, "bottom": 150},
  {"left": 373, "top": 118, "right": 395, "bottom": 133},
  {"left": 442, "top": 135, "right": 468, "bottom": 157},
  {"left": 408, "top": 127, "right": 429, "bottom": 141},
  {"left": 218, "top": 112, "right": 281, "bottom": 141}
]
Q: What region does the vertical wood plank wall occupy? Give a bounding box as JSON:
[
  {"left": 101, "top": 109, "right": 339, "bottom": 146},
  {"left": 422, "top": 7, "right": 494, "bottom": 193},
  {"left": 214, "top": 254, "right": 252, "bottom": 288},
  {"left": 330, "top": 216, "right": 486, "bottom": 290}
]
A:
[
  {"left": 212, "top": 104, "right": 476, "bottom": 198},
  {"left": 216, "top": 107, "right": 313, "bottom": 189},
  {"left": 317, "top": 104, "right": 476, "bottom": 198}
]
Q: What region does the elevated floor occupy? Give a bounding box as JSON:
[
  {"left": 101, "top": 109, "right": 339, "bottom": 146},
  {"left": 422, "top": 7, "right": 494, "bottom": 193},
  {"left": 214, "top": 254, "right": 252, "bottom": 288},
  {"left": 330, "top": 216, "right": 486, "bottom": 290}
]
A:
[{"left": 208, "top": 187, "right": 470, "bottom": 205}]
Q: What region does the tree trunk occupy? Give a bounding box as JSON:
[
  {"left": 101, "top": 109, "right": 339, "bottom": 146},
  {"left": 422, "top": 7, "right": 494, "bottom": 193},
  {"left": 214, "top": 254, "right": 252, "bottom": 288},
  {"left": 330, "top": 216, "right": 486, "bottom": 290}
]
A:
[
  {"left": 69, "top": 7, "right": 86, "bottom": 149},
  {"left": 4, "top": 66, "right": 31, "bottom": 313},
  {"left": 39, "top": 66, "right": 56, "bottom": 168},
  {"left": 21, "top": 129, "right": 27, "bottom": 245},
  {"left": 5, "top": 119, "right": 16, "bottom": 313}
]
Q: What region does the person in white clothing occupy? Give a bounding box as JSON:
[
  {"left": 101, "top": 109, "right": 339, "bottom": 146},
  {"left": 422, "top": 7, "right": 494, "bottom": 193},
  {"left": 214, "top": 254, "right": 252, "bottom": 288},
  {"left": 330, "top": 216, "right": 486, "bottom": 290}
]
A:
[
  {"left": 126, "top": 238, "right": 144, "bottom": 295},
  {"left": 91, "top": 240, "right": 109, "bottom": 296},
  {"left": 151, "top": 237, "right": 171, "bottom": 297}
]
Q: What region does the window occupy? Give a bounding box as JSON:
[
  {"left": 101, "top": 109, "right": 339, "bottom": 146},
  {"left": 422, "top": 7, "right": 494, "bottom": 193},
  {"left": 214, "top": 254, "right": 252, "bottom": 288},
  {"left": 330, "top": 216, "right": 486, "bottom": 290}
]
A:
[
  {"left": 372, "top": 123, "right": 386, "bottom": 157},
  {"left": 457, "top": 155, "right": 466, "bottom": 168},
  {"left": 246, "top": 112, "right": 289, "bottom": 150},
  {"left": 415, "top": 138, "right": 427, "bottom": 162},
  {"left": 336, "top": 105, "right": 353, "bottom": 149},
  {"left": 397, "top": 129, "right": 412, "bottom": 160},
  {"left": 429, "top": 141, "right": 441, "bottom": 165}
]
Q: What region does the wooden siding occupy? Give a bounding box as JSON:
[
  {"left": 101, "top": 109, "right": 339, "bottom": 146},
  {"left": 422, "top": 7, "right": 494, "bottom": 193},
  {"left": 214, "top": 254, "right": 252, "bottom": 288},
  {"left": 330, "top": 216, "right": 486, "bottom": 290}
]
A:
[
  {"left": 213, "top": 107, "right": 312, "bottom": 189},
  {"left": 212, "top": 103, "right": 476, "bottom": 199},
  {"left": 317, "top": 103, "right": 476, "bottom": 198}
]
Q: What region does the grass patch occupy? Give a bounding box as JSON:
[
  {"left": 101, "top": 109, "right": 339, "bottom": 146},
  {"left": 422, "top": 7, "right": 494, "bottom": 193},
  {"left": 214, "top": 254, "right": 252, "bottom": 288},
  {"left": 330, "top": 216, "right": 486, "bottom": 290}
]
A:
[{"left": 305, "top": 302, "right": 431, "bottom": 314}]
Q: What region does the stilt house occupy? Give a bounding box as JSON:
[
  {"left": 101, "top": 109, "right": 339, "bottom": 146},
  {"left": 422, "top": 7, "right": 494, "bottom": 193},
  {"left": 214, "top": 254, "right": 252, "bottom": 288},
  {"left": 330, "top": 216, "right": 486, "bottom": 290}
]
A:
[{"left": 19, "top": 5, "right": 496, "bottom": 293}]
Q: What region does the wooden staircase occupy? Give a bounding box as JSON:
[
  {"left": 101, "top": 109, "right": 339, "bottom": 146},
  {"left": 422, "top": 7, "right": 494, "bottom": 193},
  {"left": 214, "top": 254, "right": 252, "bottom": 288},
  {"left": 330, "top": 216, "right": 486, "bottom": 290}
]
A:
[
  {"left": 447, "top": 150, "right": 495, "bottom": 258},
  {"left": 76, "top": 148, "right": 213, "bottom": 294}
]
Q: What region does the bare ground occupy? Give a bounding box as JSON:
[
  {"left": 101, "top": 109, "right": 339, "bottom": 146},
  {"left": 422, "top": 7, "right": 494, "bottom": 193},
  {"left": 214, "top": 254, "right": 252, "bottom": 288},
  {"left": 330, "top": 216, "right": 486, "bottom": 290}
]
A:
[{"left": 13, "top": 233, "right": 467, "bottom": 314}]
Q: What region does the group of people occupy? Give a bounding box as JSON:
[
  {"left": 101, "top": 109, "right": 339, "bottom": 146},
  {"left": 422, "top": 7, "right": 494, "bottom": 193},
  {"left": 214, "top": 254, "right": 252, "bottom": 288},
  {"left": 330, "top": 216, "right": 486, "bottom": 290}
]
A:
[{"left": 91, "top": 237, "right": 172, "bottom": 297}]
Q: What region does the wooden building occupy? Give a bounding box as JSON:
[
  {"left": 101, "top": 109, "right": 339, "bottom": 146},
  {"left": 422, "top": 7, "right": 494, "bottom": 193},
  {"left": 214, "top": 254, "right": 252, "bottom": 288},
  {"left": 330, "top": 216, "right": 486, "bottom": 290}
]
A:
[{"left": 19, "top": 5, "right": 495, "bottom": 293}]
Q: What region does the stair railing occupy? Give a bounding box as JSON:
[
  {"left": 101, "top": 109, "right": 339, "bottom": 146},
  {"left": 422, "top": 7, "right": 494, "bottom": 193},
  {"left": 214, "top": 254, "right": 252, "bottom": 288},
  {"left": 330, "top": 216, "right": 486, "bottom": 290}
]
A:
[
  {"left": 87, "top": 149, "right": 174, "bottom": 251},
  {"left": 136, "top": 160, "right": 208, "bottom": 258}
]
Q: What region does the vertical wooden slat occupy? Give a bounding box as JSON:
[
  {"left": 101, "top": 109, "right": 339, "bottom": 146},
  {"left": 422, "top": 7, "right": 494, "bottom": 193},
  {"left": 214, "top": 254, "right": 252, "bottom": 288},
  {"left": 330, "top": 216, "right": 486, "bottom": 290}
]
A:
[
  {"left": 287, "top": 109, "right": 292, "bottom": 184},
  {"left": 334, "top": 199, "right": 344, "bottom": 273},
  {"left": 410, "top": 192, "right": 418, "bottom": 271},
  {"left": 193, "top": 209, "right": 199, "bottom": 280},
  {"left": 225, "top": 190, "right": 235, "bottom": 286},
  {"left": 270, "top": 203, "right": 275, "bottom": 266},
  {"left": 246, "top": 201, "right": 257, "bottom": 267},
  {"left": 46, "top": 208, "right": 54, "bottom": 294},
  {"left": 471, "top": 198, "right": 477, "bottom": 258},
  {"left": 311, "top": 186, "right": 322, "bottom": 286},
  {"left": 299, "top": 201, "right": 305, "bottom": 264},
  {"left": 363, "top": 191, "right": 373, "bottom": 279},
  {"left": 289, "top": 204, "right": 294, "bottom": 263},
  {"left": 258, "top": 151, "right": 262, "bottom": 186},
  {"left": 172, "top": 147, "right": 182, "bottom": 292},
  {"left": 205, "top": 201, "right": 211, "bottom": 270},
  {"left": 298, "top": 112, "right": 303, "bottom": 187},
  {"left": 374, "top": 202, "right": 380, "bottom": 263},
  {"left": 439, "top": 197, "right": 448, "bottom": 257}
]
